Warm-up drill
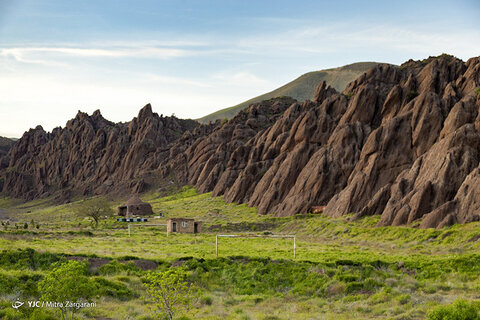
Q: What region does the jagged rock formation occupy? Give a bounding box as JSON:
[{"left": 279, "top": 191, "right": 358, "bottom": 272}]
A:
[
  {"left": 3, "top": 54, "right": 480, "bottom": 228},
  {"left": 1, "top": 105, "right": 200, "bottom": 201},
  {"left": 159, "top": 54, "right": 480, "bottom": 228}
]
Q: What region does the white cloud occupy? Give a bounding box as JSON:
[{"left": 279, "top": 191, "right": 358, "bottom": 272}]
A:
[
  {"left": 1, "top": 21, "right": 480, "bottom": 137},
  {"left": 235, "top": 24, "right": 480, "bottom": 62},
  {"left": 0, "top": 45, "right": 190, "bottom": 64}
]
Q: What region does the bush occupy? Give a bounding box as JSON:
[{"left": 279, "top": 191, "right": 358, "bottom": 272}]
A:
[
  {"left": 407, "top": 90, "right": 418, "bottom": 102},
  {"left": 427, "top": 299, "right": 480, "bottom": 320},
  {"left": 38, "top": 260, "right": 96, "bottom": 319},
  {"left": 143, "top": 268, "right": 199, "bottom": 320},
  {"left": 92, "top": 277, "right": 136, "bottom": 300},
  {"left": 0, "top": 249, "right": 64, "bottom": 270},
  {"left": 0, "top": 271, "right": 43, "bottom": 297},
  {"left": 397, "top": 294, "right": 411, "bottom": 305},
  {"left": 200, "top": 295, "right": 213, "bottom": 306}
]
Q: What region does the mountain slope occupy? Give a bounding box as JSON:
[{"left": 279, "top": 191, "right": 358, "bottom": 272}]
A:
[
  {"left": 0, "top": 136, "right": 15, "bottom": 163},
  {"left": 4, "top": 55, "right": 480, "bottom": 229},
  {"left": 0, "top": 107, "right": 202, "bottom": 201},
  {"left": 160, "top": 54, "right": 480, "bottom": 228},
  {"left": 197, "top": 62, "right": 379, "bottom": 123}
]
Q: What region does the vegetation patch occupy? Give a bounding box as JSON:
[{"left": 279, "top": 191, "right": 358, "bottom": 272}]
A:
[{"left": 3, "top": 188, "right": 480, "bottom": 318}]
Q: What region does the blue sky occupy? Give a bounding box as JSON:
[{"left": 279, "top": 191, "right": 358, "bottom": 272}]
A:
[{"left": 0, "top": 0, "right": 479, "bottom": 137}]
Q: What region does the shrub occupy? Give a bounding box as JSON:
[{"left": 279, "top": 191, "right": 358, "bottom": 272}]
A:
[
  {"left": 38, "top": 260, "right": 96, "bottom": 320},
  {"left": 0, "top": 249, "right": 64, "bottom": 271},
  {"left": 427, "top": 299, "right": 480, "bottom": 320},
  {"left": 200, "top": 295, "right": 213, "bottom": 306},
  {"left": 96, "top": 260, "right": 140, "bottom": 276},
  {"left": 143, "top": 268, "right": 199, "bottom": 320},
  {"left": 345, "top": 281, "right": 364, "bottom": 294},
  {"left": 407, "top": 90, "right": 418, "bottom": 102},
  {"left": 397, "top": 294, "right": 411, "bottom": 305},
  {"left": 0, "top": 271, "right": 43, "bottom": 297},
  {"left": 92, "top": 277, "right": 136, "bottom": 300},
  {"left": 327, "top": 281, "right": 345, "bottom": 295},
  {"left": 0, "top": 272, "right": 19, "bottom": 294}
]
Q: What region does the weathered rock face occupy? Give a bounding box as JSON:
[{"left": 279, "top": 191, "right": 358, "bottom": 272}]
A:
[
  {"left": 3, "top": 54, "right": 480, "bottom": 228},
  {"left": 158, "top": 54, "right": 480, "bottom": 228},
  {"left": 159, "top": 97, "right": 297, "bottom": 197},
  {"left": 1, "top": 105, "right": 199, "bottom": 201}
]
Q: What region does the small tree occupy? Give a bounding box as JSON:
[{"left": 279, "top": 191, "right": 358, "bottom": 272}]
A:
[
  {"left": 75, "top": 198, "right": 114, "bottom": 228},
  {"left": 143, "top": 269, "right": 198, "bottom": 320},
  {"left": 38, "top": 260, "right": 96, "bottom": 320}
]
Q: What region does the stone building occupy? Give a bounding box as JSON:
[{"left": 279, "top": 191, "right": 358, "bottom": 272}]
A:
[
  {"left": 118, "top": 195, "right": 153, "bottom": 217},
  {"left": 167, "top": 218, "right": 201, "bottom": 234}
]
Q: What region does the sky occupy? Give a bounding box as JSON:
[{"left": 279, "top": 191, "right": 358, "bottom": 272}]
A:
[{"left": 0, "top": 0, "right": 479, "bottom": 137}]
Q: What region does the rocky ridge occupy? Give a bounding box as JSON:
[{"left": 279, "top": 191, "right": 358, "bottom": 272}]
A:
[
  {"left": 2, "top": 54, "right": 480, "bottom": 228},
  {"left": 158, "top": 55, "right": 480, "bottom": 228},
  {"left": 0, "top": 106, "right": 200, "bottom": 200}
]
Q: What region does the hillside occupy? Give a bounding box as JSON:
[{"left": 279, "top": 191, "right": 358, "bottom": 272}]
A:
[
  {"left": 197, "top": 62, "right": 380, "bottom": 123},
  {"left": 2, "top": 55, "right": 480, "bottom": 229},
  {"left": 0, "top": 136, "right": 15, "bottom": 159},
  {"left": 159, "top": 54, "right": 480, "bottom": 228},
  {"left": 0, "top": 136, "right": 15, "bottom": 149}
]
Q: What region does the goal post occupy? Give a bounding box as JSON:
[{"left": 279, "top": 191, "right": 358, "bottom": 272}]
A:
[{"left": 215, "top": 234, "right": 297, "bottom": 259}]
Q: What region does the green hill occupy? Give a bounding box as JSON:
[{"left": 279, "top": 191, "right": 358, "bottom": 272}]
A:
[
  {"left": 0, "top": 136, "right": 15, "bottom": 156},
  {"left": 197, "top": 62, "right": 380, "bottom": 123},
  {"left": 0, "top": 136, "right": 15, "bottom": 148}
]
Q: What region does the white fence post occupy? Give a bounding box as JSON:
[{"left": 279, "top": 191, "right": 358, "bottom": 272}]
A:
[{"left": 294, "top": 236, "right": 296, "bottom": 259}]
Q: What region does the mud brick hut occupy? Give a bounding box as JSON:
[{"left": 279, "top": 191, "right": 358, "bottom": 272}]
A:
[
  {"left": 167, "top": 218, "right": 201, "bottom": 234},
  {"left": 118, "top": 195, "right": 153, "bottom": 217}
]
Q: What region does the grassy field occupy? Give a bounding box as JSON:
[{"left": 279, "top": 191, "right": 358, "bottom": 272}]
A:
[{"left": 1, "top": 187, "right": 480, "bottom": 319}]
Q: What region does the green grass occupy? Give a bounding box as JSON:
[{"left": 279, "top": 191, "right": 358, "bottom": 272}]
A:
[{"left": 2, "top": 187, "right": 480, "bottom": 319}]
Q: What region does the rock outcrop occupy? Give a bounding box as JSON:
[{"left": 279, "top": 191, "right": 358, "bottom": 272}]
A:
[
  {"left": 158, "top": 54, "right": 480, "bottom": 228},
  {"left": 1, "top": 105, "right": 199, "bottom": 201},
  {"left": 3, "top": 54, "right": 480, "bottom": 228}
]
